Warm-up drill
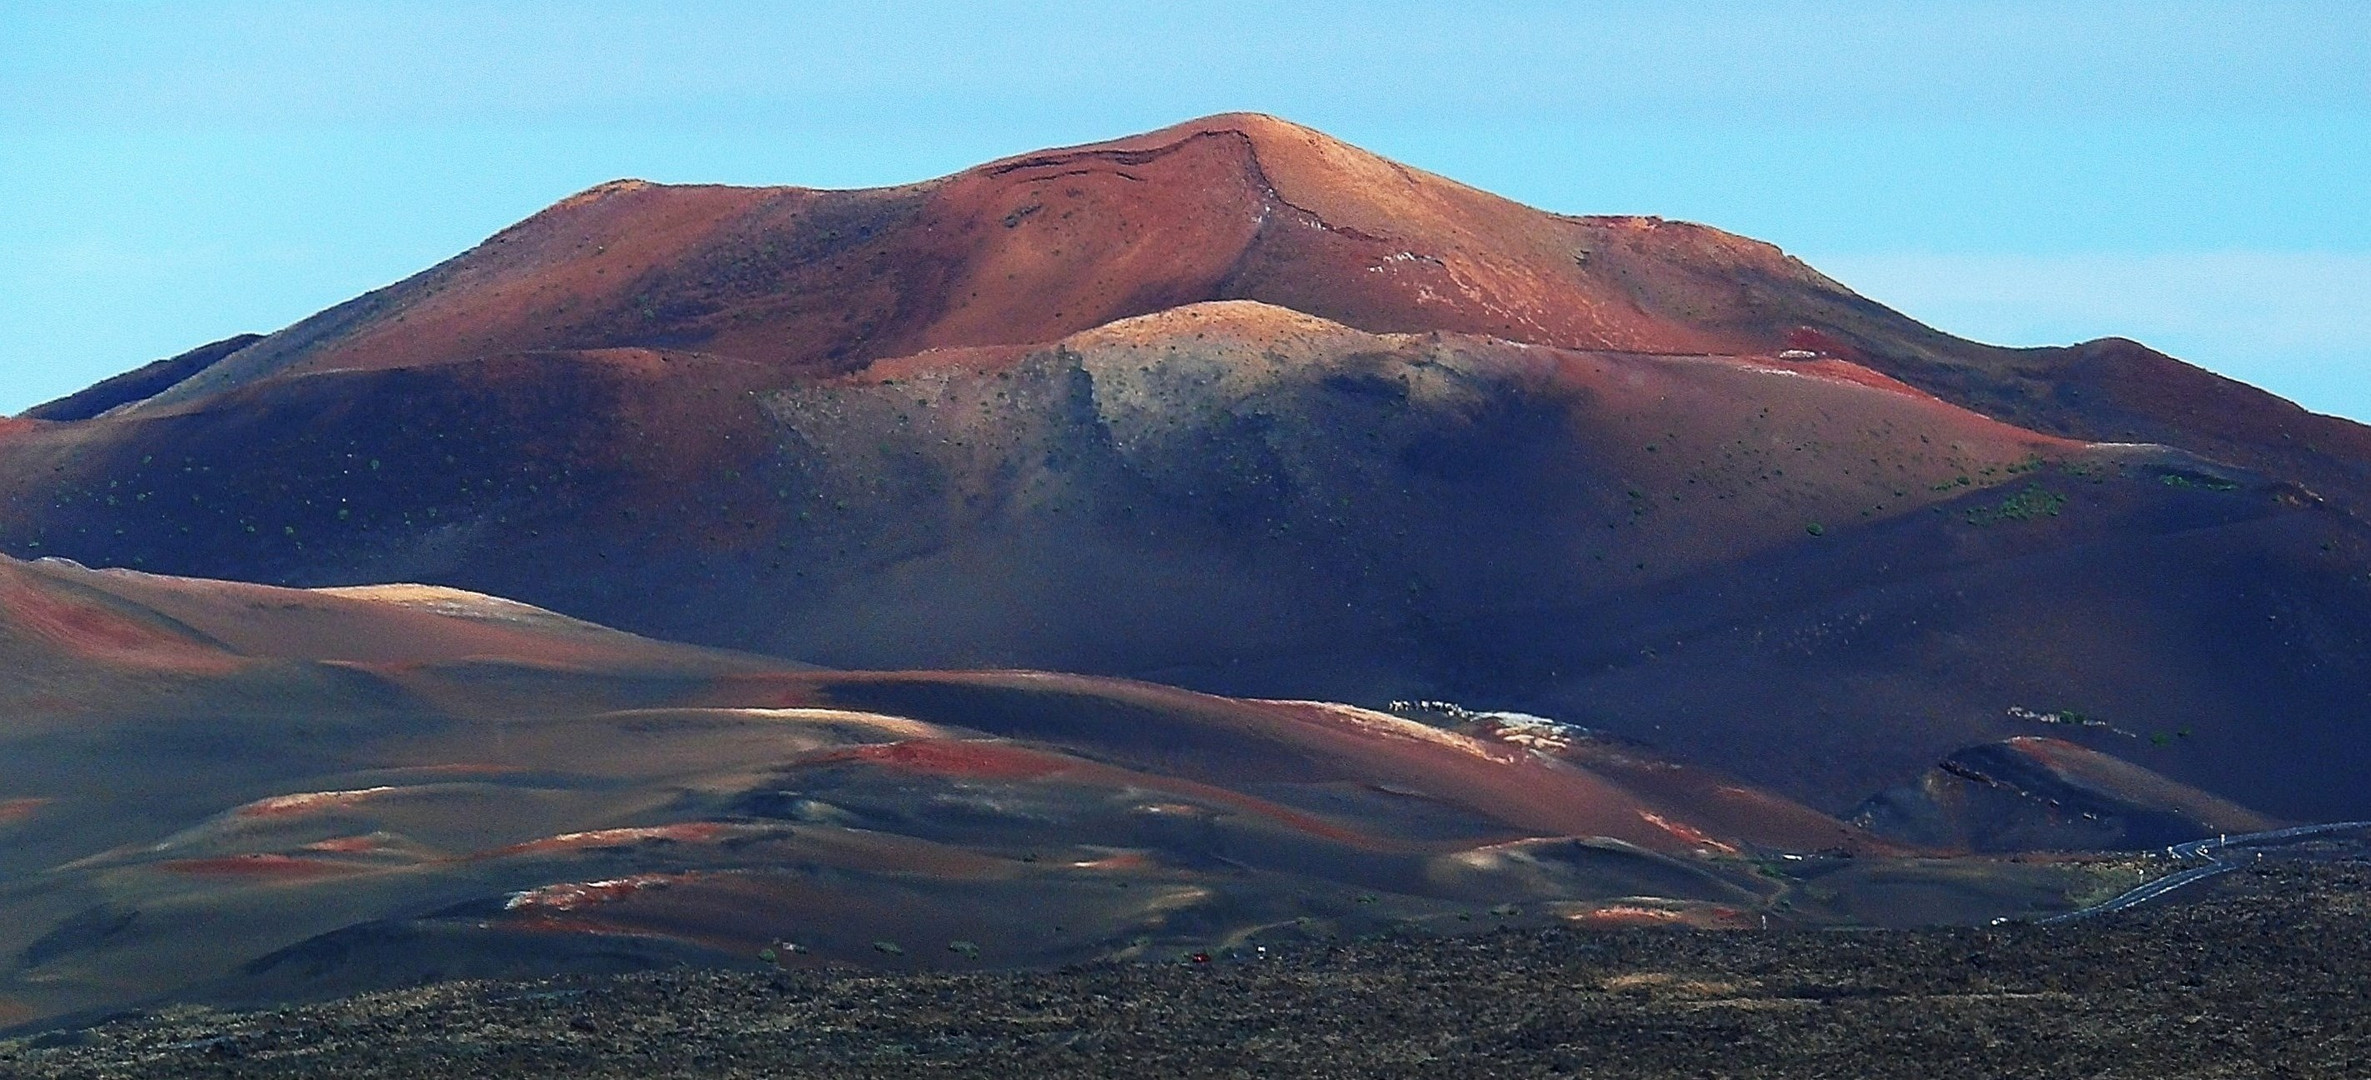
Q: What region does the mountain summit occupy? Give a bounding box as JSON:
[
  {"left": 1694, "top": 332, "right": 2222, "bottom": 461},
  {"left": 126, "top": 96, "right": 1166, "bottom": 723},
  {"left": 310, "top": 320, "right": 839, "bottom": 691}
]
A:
[
  {"left": 62, "top": 114, "right": 2371, "bottom": 513},
  {"left": 121, "top": 112, "right": 1849, "bottom": 409}
]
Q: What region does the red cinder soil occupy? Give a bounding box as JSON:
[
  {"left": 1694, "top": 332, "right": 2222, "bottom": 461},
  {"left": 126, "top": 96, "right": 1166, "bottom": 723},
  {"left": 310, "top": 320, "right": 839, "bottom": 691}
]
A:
[
  {"left": 159, "top": 854, "right": 364, "bottom": 879},
  {"left": 0, "top": 798, "right": 48, "bottom": 825},
  {"left": 807, "top": 737, "right": 1388, "bottom": 848},
  {"left": 0, "top": 562, "right": 240, "bottom": 674},
  {"left": 786, "top": 670, "right": 1888, "bottom": 856},
  {"left": 124, "top": 115, "right": 1793, "bottom": 409}
]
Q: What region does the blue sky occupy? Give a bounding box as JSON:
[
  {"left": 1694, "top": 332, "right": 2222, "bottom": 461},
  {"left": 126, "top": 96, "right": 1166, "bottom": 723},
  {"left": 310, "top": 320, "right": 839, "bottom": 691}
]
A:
[{"left": 4, "top": 1, "right": 2367, "bottom": 418}]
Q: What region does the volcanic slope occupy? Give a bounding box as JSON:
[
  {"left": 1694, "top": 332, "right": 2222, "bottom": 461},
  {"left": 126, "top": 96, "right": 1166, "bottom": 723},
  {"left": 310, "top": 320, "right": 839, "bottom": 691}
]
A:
[
  {"left": 8, "top": 296, "right": 2368, "bottom": 819},
  {"left": 1851, "top": 736, "right": 2284, "bottom": 852},
  {"left": 3, "top": 553, "right": 2012, "bottom": 1030},
  {"left": 4, "top": 115, "right": 2370, "bottom": 822}
]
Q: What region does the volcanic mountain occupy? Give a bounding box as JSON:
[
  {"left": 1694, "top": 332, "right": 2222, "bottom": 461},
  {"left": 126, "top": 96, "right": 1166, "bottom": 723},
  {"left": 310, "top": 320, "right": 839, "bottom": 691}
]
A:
[{"left": 5, "top": 114, "right": 2369, "bottom": 826}]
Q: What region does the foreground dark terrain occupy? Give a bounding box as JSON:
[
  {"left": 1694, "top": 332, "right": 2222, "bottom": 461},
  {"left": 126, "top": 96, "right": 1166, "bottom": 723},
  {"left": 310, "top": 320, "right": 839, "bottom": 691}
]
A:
[{"left": 9, "top": 860, "right": 2366, "bottom": 1078}]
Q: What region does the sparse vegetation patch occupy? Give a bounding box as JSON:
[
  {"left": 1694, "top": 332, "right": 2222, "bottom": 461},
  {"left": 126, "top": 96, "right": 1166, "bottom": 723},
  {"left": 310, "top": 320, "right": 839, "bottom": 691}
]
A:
[{"left": 1965, "top": 484, "right": 2066, "bottom": 525}]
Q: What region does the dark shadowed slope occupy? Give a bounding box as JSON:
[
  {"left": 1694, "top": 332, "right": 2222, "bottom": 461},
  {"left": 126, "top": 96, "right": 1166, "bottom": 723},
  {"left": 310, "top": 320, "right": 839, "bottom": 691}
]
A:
[
  {"left": 5, "top": 303, "right": 2370, "bottom": 821},
  {"left": 4, "top": 299, "right": 2366, "bottom": 819},
  {"left": 18, "top": 335, "right": 264, "bottom": 422},
  {"left": 1851, "top": 736, "right": 2284, "bottom": 852}
]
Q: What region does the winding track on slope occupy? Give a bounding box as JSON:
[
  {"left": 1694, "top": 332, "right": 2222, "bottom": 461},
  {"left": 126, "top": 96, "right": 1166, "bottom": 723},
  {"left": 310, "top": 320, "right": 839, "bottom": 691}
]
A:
[{"left": 2039, "top": 821, "right": 2371, "bottom": 924}]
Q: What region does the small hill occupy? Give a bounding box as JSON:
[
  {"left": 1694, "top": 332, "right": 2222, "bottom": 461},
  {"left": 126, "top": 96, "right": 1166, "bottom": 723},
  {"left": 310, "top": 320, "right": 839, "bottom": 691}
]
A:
[
  {"left": 17, "top": 334, "right": 262, "bottom": 422},
  {"left": 0, "top": 553, "right": 1951, "bottom": 1029},
  {"left": 1853, "top": 736, "right": 2285, "bottom": 851}
]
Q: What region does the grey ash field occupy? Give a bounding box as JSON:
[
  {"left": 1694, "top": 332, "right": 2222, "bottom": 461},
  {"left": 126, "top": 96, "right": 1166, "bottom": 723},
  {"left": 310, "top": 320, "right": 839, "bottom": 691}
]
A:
[{"left": 9, "top": 861, "right": 2371, "bottom": 1079}]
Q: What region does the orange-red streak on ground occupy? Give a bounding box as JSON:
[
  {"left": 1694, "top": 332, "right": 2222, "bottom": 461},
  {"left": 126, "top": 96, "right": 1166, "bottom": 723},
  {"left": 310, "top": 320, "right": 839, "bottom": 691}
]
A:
[
  {"left": 816, "top": 738, "right": 1388, "bottom": 849},
  {"left": 160, "top": 854, "right": 362, "bottom": 878},
  {"left": 0, "top": 798, "right": 50, "bottom": 824}
]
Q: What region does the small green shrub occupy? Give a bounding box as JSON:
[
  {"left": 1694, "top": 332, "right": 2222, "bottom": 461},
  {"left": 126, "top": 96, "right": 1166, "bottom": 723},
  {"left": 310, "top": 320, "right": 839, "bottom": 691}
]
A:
[{"left": 1965, "top": 485, "right": 2067, "bottom": 526}]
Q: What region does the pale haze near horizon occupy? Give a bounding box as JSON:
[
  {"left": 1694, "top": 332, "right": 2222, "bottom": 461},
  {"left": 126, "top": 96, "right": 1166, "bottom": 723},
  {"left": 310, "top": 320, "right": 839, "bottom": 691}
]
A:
[{"left": 3, "top": 2, "right": 2366, "bottom": 419}]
